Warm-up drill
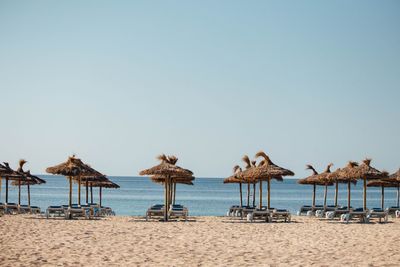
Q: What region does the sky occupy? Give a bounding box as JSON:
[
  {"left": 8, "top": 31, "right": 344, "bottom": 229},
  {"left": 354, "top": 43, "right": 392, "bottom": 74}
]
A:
[{"left": 0, "top": 1, "right": 399, "bottom": 178}]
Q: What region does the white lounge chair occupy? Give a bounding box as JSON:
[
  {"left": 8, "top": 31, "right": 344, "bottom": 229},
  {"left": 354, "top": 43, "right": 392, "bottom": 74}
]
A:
[
  {"left": 5, "top": 203, "right": 19, "bottom": 214},
  {"left": 298, "top": 205, "right": 313, "bottom": 216},
  {"left": 247, "top": 208, "right": 270, "bottom": 222},
  {"left": 367, "top": 208, "right": 389, "bottom": 223},
  {"left": 271, "top": 209, "right": 291, "bottom": 222},
  {"left": 46, "top": 206, "right": 67, "bottom": 218},
  {"left": 341, "top": 208, "right": 368, "bottom": 223},
  {"left": 146, "top": 204, "right": 165, "bottom": 221},
  {"left": 168, "top": 204, "right": 188, "bottom": 221}
]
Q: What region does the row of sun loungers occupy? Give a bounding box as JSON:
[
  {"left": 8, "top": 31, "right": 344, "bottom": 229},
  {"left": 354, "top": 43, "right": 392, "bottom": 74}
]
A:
[
  {"left": 297, "top": 205, "right": 400, "bottom": 223},
  {"left": 46, "top": 203, "right": 115, "bottom": 219},
  {"left": 146, "top": 204, "right": 189, "bottom": 221},
  {"left": 0, "top": 202, "right": 41, "bottom": 215},
  {"left": 226, "top": 205, "right": 292, "bottom": 223}
]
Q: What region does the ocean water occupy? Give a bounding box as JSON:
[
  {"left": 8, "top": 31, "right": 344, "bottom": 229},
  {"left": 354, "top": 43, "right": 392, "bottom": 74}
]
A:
[{"left": 1, "top": 175, "right": 398, "bottom": 216}]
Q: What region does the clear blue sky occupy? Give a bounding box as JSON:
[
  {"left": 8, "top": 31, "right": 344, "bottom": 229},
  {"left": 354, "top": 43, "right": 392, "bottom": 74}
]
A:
[{"left": 1, "top": 1, "right": 399, "bottom": 178}]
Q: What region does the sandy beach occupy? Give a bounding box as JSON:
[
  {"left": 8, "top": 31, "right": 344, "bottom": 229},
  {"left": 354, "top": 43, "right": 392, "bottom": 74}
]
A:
[{"left": 1, "top": 215, "right": 400, "bottom": 267}]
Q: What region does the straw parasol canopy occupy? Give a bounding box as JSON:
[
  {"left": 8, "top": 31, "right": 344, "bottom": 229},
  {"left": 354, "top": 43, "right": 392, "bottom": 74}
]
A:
[
  {"left": 1, "top": 161, "right": 32, "bottom": 203},
  {"left": 345, "top": 159, "right": 388, "bottom": 210},
  {"left": 247, "top": 151, "right": 294, "bottom": 209},
  {"left": 382, "top": 169, "right": 400, "bottom": 207},
  {"left": 223, "top": 165, "right": 249, "bottom": 207},
  {"left": 298, "top": 165, "right": 332, "bottom": 207},
  {"left": 83, "top": 179, "right": 120, "bottom": 207},
  {"left": 46, "top": 155, "right": 104, "bottom": 207},
  {"left": 139, "top": 154, "right": 194, "bottom": 221},
  {"left": 11, "top": 170, "right": 46, "bottom": 206},
  {"left": 367, "top": 178, "right": 395, "bottom": 210},
  {"left": 327, "top": 161, "right": 359, "bottom": 209}
]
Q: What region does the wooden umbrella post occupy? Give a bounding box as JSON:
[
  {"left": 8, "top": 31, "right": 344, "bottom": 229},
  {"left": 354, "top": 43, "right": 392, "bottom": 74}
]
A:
[
  {"left": 90, "top": 184, "right": 93, "bottom": 204},
  {"left": 18, "top": 179, "right": 21, "bottom": 205},
  {"left": 381, "top": 186, "right": 384, "bottom": 210},
  {"left": 173, "top": 182, "right": 176, "bottom": 205},
  {"left": 5, "top": 177, "right": 9, "bottom": 203},
  {"left": 164, "top": 177, "right": 169, "bottom": 221},
  {"left": 99, "top": 186, "right": 102, "bottom": 207},
  {"left": 252, "top": 183, "right": 256, "bottom": 207},
  {"left": 27, "top": 184, "right": 31, "bottom": 206},
  {"left": 312, "top": 184, "right": 316, "bottom": 207},
  {"left": 259, "top": 180, "right": 263, "bottom": 209},
  {"left": 334, "top": 181, "right": 338, "bottom": 207},
  {"left": 85, "top": 180, "right": 89, "bottom": 204},
  {"left": 247, "top": 182, "right": 250, "bottom": 207},
  {"left": 363, "top": 176, "right": 367, "bottom": 211},
  {"left": 267, "top": 176, "right": 271, "bottom": 210},
  {"left": 239, "top": 182, "right": 243, "bottom": 207},
  {"left": 323, "top": 184, "right": 327, "bottom": 208},
  {"left": 347, "top": 180, "right": 351, "bottom": 209},
  {"left": 78, "top": 176, "right": 81, "bottom": 205},
  {"left": 397, "top": 184, "right": 399, "bottom": 207},
  {"left": 69, "top": 176, "right": 72, "bottom": 207}
]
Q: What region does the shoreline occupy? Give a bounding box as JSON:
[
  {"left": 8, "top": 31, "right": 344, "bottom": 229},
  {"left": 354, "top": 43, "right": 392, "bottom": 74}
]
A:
[{"left": 1, "top": 214, "right": 400, "bottom": 266}]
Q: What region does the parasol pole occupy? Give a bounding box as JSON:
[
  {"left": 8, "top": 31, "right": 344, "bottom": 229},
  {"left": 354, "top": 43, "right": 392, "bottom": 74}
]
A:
[
  {"left": 259, "top": 180, "right": 263, "bottom": 209},
  {"left": 90, "top": 183, "right": 93, "bottom": 204},
  {"left": 252, "top": 182, "right": 256, "bottom": 207},
  {"left": 18, "top": 179, "right": 21, "bottom": 205},
  {"left": 334, "top": 181, "right": 338, "bottom": 207},
  {"left": 69, "top": 176, "right": 72, "bottom": 207},
  {"left": 347, "top": 180, "right": 351, "bottom": 209},
  {"left": 267, "top": 176, "right": 271, "bottom": 209},
  {"left": 5, "top": 177, "right": 9, "bottom": 203},
  {"left": 27, "top": 183, "right": 31, "bottom": 206},
  {"left": 247, "top": 182, "right": 250, "bottom": 207},
  {"left": 99, "top": 186, "right": 102, "bottom": 207},
  {"left": 363, "top": 176, "right": 367, "bottom": 211},
  {"left": 381, "top": 185, "right": 384, "bottom": 210},
  {"left": 85, "top": 180, "right": 89, "bottom": 204},
  {"left": 312, "top": 183, "right": 316, "bottom": 207},
  {"left": 239, "top": 182, "right": 243, "bottom": 207},
  {"left": 173, "top": 182, "right": 176, "bottom": 205},
  {"left": 323, "top": 184, "right": 327, "bottom": 208},
  {"left": 78, "top": 175, "right": 81, "bottom": 205}
]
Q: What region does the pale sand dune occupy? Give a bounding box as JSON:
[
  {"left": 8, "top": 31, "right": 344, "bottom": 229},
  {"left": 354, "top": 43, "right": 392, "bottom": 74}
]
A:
[{"left": 1, "top": 215, "right": 400, "bottom": 266}]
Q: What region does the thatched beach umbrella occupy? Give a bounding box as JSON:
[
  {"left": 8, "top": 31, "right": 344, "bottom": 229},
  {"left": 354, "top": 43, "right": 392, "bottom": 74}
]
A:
[
  {"left": 308, "top": 164, "right": 334, "bottom": 208},
  {"left": 85, "top": 179, "right": 120, "bottom": 207},
  {"left": 139, "top": 154, "right": 193, "bottom": 221},
  {"left": 224, "top": 165, "right": 243, "bottom": 207},
  {"left": 1, "top": 162, "right": 29, "bottom": 203},
  {"left": 346, "top": 159, "right": 387, "bottom": 211},
  {"left": 367, "top": 179, "right": 395, "bottom": 210},
  {"left": 12, "top": 171, "right": 45, "bottom": 206},
  {"left": 46, "top": 156, "right": 103, "bottom": 207},
  {"left": 250, "top": 151, "right": 294, "bottom": 209},
  {"left": 382, "top": 169, "right": 400, "bottom": 207},
  {"left": 298, "top": 165, "right": 328, "bottom": 207},
  {"left": 327, "top": 162, "right": 359, "bottom": 209}
]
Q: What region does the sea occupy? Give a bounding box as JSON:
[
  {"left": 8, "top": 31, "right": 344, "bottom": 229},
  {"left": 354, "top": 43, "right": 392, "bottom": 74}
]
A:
[{"left": 1, "top": 175, "right": 398, "bottom": 216}]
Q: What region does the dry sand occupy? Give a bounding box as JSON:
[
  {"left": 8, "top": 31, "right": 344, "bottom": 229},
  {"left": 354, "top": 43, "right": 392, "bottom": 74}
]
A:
[{"left": 1, "top": 215, "right": 400, "bottom": 266}]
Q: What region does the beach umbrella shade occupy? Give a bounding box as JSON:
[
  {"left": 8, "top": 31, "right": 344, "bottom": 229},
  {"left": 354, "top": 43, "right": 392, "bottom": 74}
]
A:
[
  {"left": 306, "top": 164, "right": 334, "bottom": 208},
  {"left": 224, "top": 165, "right": 255, "bottom": 207},
  {"left": 298, "top": 165, "right": 330, "bottom": 207},
  {"left": 367, "top": 179, "right": 396, "bottom": 210},
  {"left": 327, "top": 162, "right": 359, "bottom": 209},
  {"left": 11, "top": 171, "right": 46, "bottom": 206},
  {"left": 139, "top": 154, "right": 194, "bottom": 221},
  {"left": 241, "top": 151, "right": 294, "bottom": 209},
  {"left": 46, "top": 156, "right": 103, "bottom": 207},
  {"left": 84, "top": 179, "right": 120, "bottom": 207},
  {"left": 345, "top": 159, "right": 388, "bottom": 211},
  {"left": 382, "top": 169, "right": 400, "bottom": 207},
  {"left": 0, "top": 162, "right": 30, "bottom": 203}
]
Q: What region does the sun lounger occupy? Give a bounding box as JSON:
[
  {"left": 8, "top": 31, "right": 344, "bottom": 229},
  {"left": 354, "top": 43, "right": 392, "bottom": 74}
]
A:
[
  {"left": 341, "top": 208, "right": 368, "bottom": 223},
  {"left": 168, "top": 204, "right": 188, "bottom": 221},
  {"left": 367, "top": 208, "right": 389, "bottom": 223},
  {"left": 386, "top": 206, "right": 400, "bottom": 217},
  {"left": 146, "top": 204, "right": 165, "bottom": 220},
  {"left": 30, "top": 206, "right": 41, "bottom": 214},
  {"left": 270, "top": 209, "right": 291, "bottom": 222},
  {"left": 297, "top": 205, "right": 313, "bottom": 216},
  {"left": 227, "top": 205, "right": 243, "bottom": 217},
  {"left": 46, "top": 205, "right": 67, "bottom": 218},
  {"left": 66, "top": 207, "right": 89, "bottom": 219},
  {"left": 18, "top": 204, "right": 32, "bottom": 214},
  {"left": 240, "top": 206, "right": 256, "bottom": 219},
  {"left": 247, "top": 208, "right": 270, "bottom": 222},
  {"left": 5, "top": 203, "right": 19, "bottom": 214}
]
